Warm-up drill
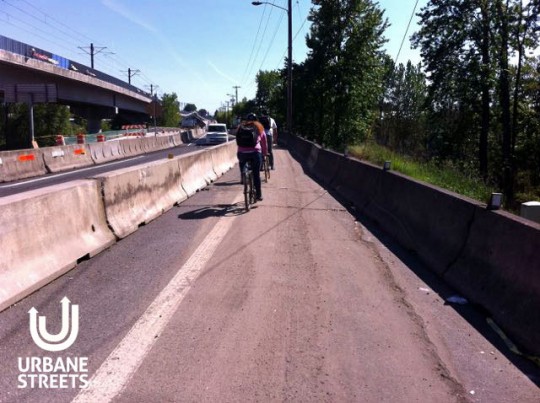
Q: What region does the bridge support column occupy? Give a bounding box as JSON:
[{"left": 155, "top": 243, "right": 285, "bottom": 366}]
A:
[{"left": 86, "top": 118, "right": 102, "bottom": 134}]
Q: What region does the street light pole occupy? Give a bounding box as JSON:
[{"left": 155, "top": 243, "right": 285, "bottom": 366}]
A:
[{"left": 252, "top": 1, "right": 292, "bottom": 134}]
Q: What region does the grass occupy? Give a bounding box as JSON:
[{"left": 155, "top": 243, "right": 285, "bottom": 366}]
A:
[{"left": 349, "top": 142, "right": 495, "bottom": 205}]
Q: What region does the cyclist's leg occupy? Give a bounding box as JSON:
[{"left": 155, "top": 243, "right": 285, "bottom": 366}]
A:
[
  {"left": 251, "top": 152, "right": 263, "bottom": 200},
  {"left": 266, "top": 135, "right": 274, "bottom": 169},
  {"left": 238, "top": 152, "right": 247, "bottom": 183}
]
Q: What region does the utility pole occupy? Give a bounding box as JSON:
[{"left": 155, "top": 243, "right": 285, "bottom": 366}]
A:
[
  {"left": 123, "top": 68, "right": 140, "bottom": 85},
  {"left": 227, "top": 93, "right": 236, "bottom": 107},
  {"left": 232, "top": 85, "right": 241, "bottom": 106},
  {"left": 146, "top": 84, "right": 160, "bottom": 136},
  {"left": 78, "top": 43, "right": 112, "bottom": 69}
]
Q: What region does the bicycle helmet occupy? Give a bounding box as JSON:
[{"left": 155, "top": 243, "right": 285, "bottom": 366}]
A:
[{"left": 245, "top": 113, "right": 258, "bottom": 121}]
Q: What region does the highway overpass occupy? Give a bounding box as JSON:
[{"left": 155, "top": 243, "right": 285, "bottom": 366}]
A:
[{"left": 0, "top": 35, "right": 152, "bottom": 135}]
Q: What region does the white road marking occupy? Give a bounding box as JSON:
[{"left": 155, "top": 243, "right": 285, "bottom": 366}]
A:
[
  {"left": 72, "top": 197, "right": 240, "bottom": 402},
  {"left": 0, "top": 156, "right": 145, "bottom": 188}
]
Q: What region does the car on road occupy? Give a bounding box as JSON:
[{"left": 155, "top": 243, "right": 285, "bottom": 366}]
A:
[{"left": 204, "top": 123, "right": 229, "bottom": 145}]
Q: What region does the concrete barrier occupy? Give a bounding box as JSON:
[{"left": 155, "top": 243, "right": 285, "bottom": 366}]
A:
[
  {"left": 0, "top": 149, "right": 47, "bottom": 182},
  {"left": 445, "top": 209, "right": 540, "bottom": 355},
  {"left": 311, "top": 148, "right": 342, "bottom": 186},
  {"left": 178, "top": 149, "right": 214, "bottom": 197},
  {"left": 0, "top": 180, "right": 115, "bottom": 312},
  {"left": 88, "top": 141, "right": 124, "bottom": 164},
  {"left": 363, "top": 169, "right": 478, "bottom": 276},
  {"left": 289, "top": 135, "right": 540, "bottom": 356},
  {"left": 140, "top": 137, "right": 158, "bottom": 153},
  {"left": 211, "top": 142, "right": 237, "bottom": 177},
  {"left": 181, "top": 131, "right": 190, "bottom": 144},
  {"left": 119, "top": 138, "right": 139, "bottom": 158},
  {"left": 95, "top": 158, "right": 187, "bottom": 239},
  {"left": 173, "top": 133, "right": 183, "bottom": 146},
  {"left": 42, "top": 144, "right": 94, "bottom": 173}
]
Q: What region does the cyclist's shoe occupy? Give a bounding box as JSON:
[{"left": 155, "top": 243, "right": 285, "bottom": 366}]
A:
[{"left": 256, "top": 196, "right": 263, "bottom": 202}]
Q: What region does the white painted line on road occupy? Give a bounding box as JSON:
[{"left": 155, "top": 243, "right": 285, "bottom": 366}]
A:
[
  {"left": 0, "top": 156, "right": 145, "bottom": 189},
  {"left": 72, "top": 197, "right": 240, "bottom": 402}
]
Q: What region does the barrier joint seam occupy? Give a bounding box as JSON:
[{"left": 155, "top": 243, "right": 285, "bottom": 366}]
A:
[{"left": 441, "top": 206, "right": 477, "bottom": 278}]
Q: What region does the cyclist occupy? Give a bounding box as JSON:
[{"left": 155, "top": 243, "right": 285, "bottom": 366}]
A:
[
  {"left": 258, "top": 110, "right": 278, "bottom": 170},
  {"left": 236, "top": 113, "right": 268, "bottom": 201}
]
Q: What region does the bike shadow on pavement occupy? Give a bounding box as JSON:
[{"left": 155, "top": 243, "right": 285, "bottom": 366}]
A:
[{"left": 177, "top": 203, "right": 256, "bottom": 220}]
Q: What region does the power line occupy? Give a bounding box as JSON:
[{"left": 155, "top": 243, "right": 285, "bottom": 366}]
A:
[
  {"left": 2, "top": 0, "right": 157, "bottom": 87},
  {"left": 241, "top": 2, "right": 270, "bottom": 84},
  {"left": 394, "top": 0, "right": 420, "bottom": 65},
  {"left": 242, "top": 2, "right": 276, "bottom": 84}
]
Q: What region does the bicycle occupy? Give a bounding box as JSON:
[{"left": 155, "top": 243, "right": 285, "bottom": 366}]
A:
[
  {"left": 242, "top": 160, "right": 256, "bottom": 211},
  {"left": 262, "top": 154, "right": 271, "bottom": 183}
]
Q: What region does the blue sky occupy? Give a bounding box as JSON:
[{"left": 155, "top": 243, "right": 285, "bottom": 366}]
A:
[{"left": 1, "top": 0, "right": 427, "bottom": 114}]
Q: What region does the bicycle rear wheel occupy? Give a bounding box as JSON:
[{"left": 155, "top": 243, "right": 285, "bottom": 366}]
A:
[{"left": 243, "top": 171, "right": 250, "bottom": 211}]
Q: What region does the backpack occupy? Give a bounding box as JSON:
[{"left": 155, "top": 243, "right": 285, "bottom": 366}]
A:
[
  {"left": 235, "top": 123, "right": 259, "bottom": 147},
  {"left": 259, "top": 115, "right": 271, "bottom": 130}
]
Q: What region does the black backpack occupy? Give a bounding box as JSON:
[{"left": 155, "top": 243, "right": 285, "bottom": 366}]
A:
[{"left": 235, "top": 123, "right": 259, "bottom": 147}]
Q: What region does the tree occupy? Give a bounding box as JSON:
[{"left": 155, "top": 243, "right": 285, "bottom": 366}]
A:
[
  {"left": 412, "top": 0, "right": 540, "bottom": 206},
  {"left": 0, "top": 103, "right": 72, "bottom": 149},
  {"left": 161, "top": 93, "right": 181, "bottom": 127},
  {"left": 255, "top": 70, "right": 283, "bottom": 118},
  {"left": 377, "top": 60, "right": 427, "bottom": 155},
  {"left": 183, "top": 103, "right": 197, "bottom": 113},
  {"left": 301, "top": 0, "right": 389, "bottom": 148}
]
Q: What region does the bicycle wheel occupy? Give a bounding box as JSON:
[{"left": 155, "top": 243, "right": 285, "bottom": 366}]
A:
[
  {"left": 243, "top": 171, "right": 250, "bottom": 211},
  {"left": 248, "top": 171, "right": 256, "bottom": 204}
]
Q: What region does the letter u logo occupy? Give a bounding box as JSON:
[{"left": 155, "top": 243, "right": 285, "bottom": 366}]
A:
[{"left": 28, "top": 297, "right": 79, "bottom": 352}]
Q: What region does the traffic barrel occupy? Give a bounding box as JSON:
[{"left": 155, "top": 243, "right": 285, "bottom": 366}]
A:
[
  {"left": 97, "top": 134, "right": 106, "bottom": 142},
  {"left": 55, "top": 135, "right": 65, "bottom": 146},
  {"left": 76, "top": 133, "right": 86, "bottom": 144}
]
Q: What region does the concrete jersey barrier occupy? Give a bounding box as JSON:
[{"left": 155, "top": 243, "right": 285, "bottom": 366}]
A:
[
  {"left": 211, "top": 142, "right": 237, "bottom": 177},
  {"left": 0, "top": 180, "right": 115, "bottom": 312},
  {"left": 0, "top": 149, "right": 47, "bottom": 182},
  {"left": 287, "top": 134, "right": 540, "bottom": 356},
  {"left": 88, "top": 141, "right": 124, "bottom": 164},
  {"left": 42, "top": 144, "right": 94, "bottom": 173},
  {"left": 95, "top": 158, "right": 188, "bottom": 239}
]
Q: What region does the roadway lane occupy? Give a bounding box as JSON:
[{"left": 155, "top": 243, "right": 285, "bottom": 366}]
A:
[
  {"left": 0, "top": 142, "right": 205, "bottom": 197},
  {"left": 0, "top": 147, "right": 538, "bottom": 402}
]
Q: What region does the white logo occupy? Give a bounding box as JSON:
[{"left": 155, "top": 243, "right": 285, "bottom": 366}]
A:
[{"left": 28, "top": 297, "right": 79, "bottom": 352}]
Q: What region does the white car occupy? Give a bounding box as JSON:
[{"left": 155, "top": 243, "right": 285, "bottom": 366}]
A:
[{"left": 205, "top": 124, "right": 229, "bottom": 145}]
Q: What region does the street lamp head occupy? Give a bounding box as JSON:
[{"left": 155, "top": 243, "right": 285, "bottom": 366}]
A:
[{"left": 252, "top": 2, "right": 262, "bottom": 5}]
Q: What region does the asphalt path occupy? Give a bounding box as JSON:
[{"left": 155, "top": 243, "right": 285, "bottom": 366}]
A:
[
  {"left": 0, "top": 147, "right": 538, "bottom": 402},
  {"left": 0, "top": 142, "right": 207, "bottom": 197}
]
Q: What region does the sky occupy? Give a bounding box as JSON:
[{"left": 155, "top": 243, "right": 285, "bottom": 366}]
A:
[{"left": 0, "top": 0, "right": 428, "bottom": 114}]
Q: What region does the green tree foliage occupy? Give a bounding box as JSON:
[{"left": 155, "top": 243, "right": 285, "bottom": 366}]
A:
[
  {"left": 297, "top": 0, "right": 388, "bottom": 148},
  {"left": 183, "top": 103, "right": 197, "bottom": 112},
  {"left": 160, "top": 93, "right": 181, "bottom": 127},
  {"left": 0, "top": 103, "right": 72, "bottom": 149},
  {"left": 412, "top": 0, "right": 540, "bottom": 204},
  {"left": 377, "top": 60, "right": 427, "bottom": 155},
  {"left": 255, "top": 70, "right": 284, "bottom": 122}
]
